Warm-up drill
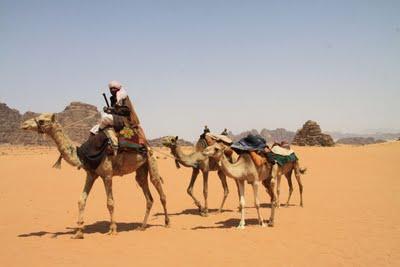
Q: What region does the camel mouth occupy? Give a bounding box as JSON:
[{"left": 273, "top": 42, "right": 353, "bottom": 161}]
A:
[{"left": 20, "top": 123, "right": 30, "bottom": 130}]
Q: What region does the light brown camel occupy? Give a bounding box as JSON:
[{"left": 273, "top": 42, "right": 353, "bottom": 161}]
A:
[
  {"left": 202, "top": 143, "right": 277, "bottom": 229},
  {"left": 161, "top": 136, "right": 230, "bottom": 216},
  {"left": 21, "top": 113, "right": 170, "bottom": 239}
]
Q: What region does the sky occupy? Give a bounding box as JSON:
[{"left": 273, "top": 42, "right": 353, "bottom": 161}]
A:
[{"left": 1, "top": 0, "right": 399, "bottom": 140}]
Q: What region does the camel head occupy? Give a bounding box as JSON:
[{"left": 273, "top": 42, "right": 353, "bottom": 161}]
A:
[
  {"left": 202, "top": 143, "right": 225, "bottom": 160},
  {"left": 161, "top": 136, "right": 179, "bottom": 148},
  {"left": 21, "top": 113, "right": 57, "bottom": 134}
]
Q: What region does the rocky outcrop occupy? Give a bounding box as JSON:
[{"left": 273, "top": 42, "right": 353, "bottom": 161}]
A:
[
  {"left": 0, "top": 102, "right": 100, "bottom": 146},
  {"left": 56, "top": 102, "right": 100, "bottom": 144},
  {"left": 336, "top": 137, "right": 386, "bottom": 145},
  {"left": 292, "top": 120, "right": 335, "bottom": 146},
  {"left": 148, "top": 137, "right": 193, "bottom": 147},
  {"left": 260, "top": 128, "right": 296, "bottom": 143},
  {"left": 228, "top": 128, "right": 295, "bottom": 143}
]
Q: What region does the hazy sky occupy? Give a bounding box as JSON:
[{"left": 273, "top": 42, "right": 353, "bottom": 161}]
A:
[{"left": 1, "top": 0, "right": 399, "bottom": 140}]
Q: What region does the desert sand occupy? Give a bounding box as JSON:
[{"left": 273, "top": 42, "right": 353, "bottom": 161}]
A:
[{"left": 0, "top": 142, "right": 399, "bottom": 266}]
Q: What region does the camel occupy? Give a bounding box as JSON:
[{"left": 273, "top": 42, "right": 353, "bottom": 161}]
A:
[
  {"left": 202, "top": 143, "right": 277, "bottom": 229},
  {"left": 161, "top": 136, "right": 230, "bottom": 216},
  {"left": 21, "top": 113, "right": 170, "bottom": 239},
  {"left": 265, "top": 144, "right": 306, "bottom": 208}
]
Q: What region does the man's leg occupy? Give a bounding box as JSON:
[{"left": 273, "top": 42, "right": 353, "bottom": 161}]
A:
[{"left": 100, "top": 114, "right": 119, "bottom": 155}]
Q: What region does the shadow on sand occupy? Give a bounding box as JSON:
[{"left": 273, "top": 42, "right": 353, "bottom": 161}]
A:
[
  {"left": 153, "top": 208, "right": 234, "bottom": 217},
  {"left": 18, "top": 221, "right": 163, "bottom": 238},
  {"left": 191, "top": 218, "right": 271, "bottom": 230}
]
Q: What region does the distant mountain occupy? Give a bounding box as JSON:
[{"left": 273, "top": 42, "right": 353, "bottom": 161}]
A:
[
  {"left": 227, "top": 128, "right": 296, "bottom": 143},
  {"left": 336, "top": 137, "right": 386, "bottom": 145},
  {"left": 0, "top": 102, "right": 100, "bottom": 145},
  {"left": 148, "top": 137, "right": 192, "bottom": 147},
  {"left": 327, "top": 131, "right": 400, "bottom": 141}
]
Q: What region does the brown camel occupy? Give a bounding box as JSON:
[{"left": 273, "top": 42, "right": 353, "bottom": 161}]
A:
[
  {"left": 202, "top": 143, "right": 277, "bottom": 228},
  {"left": 161, "top": 136, "right": 231, "bottom": 216},
  {"left": 264, "top": 144, "right": 306, "bottom": 208},
  {"left": 21, "top": 113, "right": 170, "bottom": 239}
]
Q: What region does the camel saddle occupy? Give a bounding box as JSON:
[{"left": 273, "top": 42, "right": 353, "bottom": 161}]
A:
[
  {"left": 205, "top": 133, "right": 233, "bottom": 145},
  {"left": 77, "top": 131, "right": 109, "bottom": 170},
  {"left": 117, "top": 126, "right": 147, "bottom": 153}
]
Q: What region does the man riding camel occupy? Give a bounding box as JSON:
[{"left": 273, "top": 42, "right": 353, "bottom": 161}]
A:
[{"left": 90, "top": 80, "right": 148, "bottom": 155}]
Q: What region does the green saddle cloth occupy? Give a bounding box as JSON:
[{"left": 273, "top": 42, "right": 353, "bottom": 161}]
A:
[{"left": 268, "top": 152, "right": 298, "bottom": 166}]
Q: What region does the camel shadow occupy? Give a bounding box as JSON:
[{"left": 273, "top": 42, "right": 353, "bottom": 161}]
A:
[
  {"left": 18, "top": 221, "right": 162, "bottom": 238},
  {"left": 191, "top": 218, "right": 268, "bottom": 230},
  {"left": 153, "top": 208, "right": 234, "bottom": 217}
]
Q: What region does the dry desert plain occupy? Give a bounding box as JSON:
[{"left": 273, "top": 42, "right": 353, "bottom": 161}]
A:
[{"left": 0, "top": 142, "right": 399, "bottom": 266}]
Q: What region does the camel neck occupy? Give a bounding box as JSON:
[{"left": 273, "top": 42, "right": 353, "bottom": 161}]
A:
[
  {"left": 220, "top": 153, "right": 244, "bottom": 179},
  {"left": 171, "top": 145, "right": 201, "bottom": 167},
  {"left": 49, "top": 123, "right": 81, "bottom": 167},
  {"left": 171, "top": 145, "right": 188, "bottom": 163}
]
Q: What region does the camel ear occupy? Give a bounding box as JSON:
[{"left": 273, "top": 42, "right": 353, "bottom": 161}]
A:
[
  {"left": 175, "top": 136, "right": 179, "bottom": 141},
  {"left": 51, "top": 114, "right": 56, "bottom": 122}
]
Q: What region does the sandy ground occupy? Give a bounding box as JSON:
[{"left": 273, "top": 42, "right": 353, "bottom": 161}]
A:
[{"left": 0, "top": 142, "right": 399, "bottom": 266}]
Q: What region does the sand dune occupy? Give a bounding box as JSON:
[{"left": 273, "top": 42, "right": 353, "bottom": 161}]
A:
[{"left": 1, "top": 142, "right": 399, "bottom": 266}]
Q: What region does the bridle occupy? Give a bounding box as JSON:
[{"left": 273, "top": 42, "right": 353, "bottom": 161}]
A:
[{"left": 34, "top": 119, "right": 46, "bottom": 134}]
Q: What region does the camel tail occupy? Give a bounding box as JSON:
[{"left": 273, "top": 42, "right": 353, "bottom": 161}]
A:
[
  {"left": 299, "top": 167, "right": 307, "bottom": 175},
  {"left": 52, "top": 154, "right": 63, "bottom": 169}
]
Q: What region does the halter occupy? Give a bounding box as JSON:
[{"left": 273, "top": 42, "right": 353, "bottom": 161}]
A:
[{"left": 34, "top": 119, "right": 46, "bottom": 134}]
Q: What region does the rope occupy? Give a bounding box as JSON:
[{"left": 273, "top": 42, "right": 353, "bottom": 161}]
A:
[{"left": 62, "top": 113, "right": 98, "bottom": 129}]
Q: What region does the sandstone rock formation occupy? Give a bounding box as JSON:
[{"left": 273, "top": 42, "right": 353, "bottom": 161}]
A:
[
  {"left": 228, "top": 128, "right": 295, "bottom": 143},
  {"left": 0, "top": 102, "right": 100, "bottom": 146},
  {"left": 148, "top": 137, "right": 193, "bottom": 147},
  {"left": 336, "top": 137, "right": 386, "bottom": 145},
  {"left": 292, "top": 120, "right": 335, "bottom": 146}
]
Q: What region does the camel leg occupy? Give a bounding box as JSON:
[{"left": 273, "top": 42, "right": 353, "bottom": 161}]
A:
[
  {"left": 136, "top": 165, "right": 153, "bottom": 230},
  {"left": 201, "top": 171, "right": 209, "bottom": 216},
  {"left": 262, "top": 179, "right": 273, "bottom": 203},
  {"left": 285, "top": 170, "right": 294, "bottom": 207},
  {"left": 252, "top": 181, "right": 265, "bottom": 227},
  {"left": 237, "top": 180, "right": 246, "bottom": 229},
  {"left": 187, "top": 168, "right": 202, "bottom": 212},
  {"left": 235, "top": 179, "right": 242, "bottom": 212},
  {"left": 147, "top": 156, "right": 170, "bottom": 227},
  {"left": 72, "top": 172, "right": 97, "bottom": 239},
  {"left": 100, "top": 176, "right": 117, "bottom": 235},
  {"left": 294, "top": 166, "right": 304, "bottom": 207},
  {"left": 276, "top": 172, "right": 282, "bottom": 208},
  {"left": 217, "top": 170, "right": 229, "bottom": 213},
  {"left": 268, "top": 175, "right": 277, "bottom": 227}
]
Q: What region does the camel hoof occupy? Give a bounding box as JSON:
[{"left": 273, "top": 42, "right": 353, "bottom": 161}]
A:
[
  {"left": 138, "top": 225, "right": 147, "bottom": 231},
  {"left": 107, "top": 230, "right": 118, "bottom": 235},
  {"left": 72, "top": 232, "right": 84, "bottom": 239},
  {"left": 200, "top": 211, "right": 209, "bottom": 217},
  {"left": 285, "top": 203, "right": 290, "bottom": 208},
  {"left": 260, "top": 222, "right": 266, "bottom": 227},
  {"left": 268, "top": 222, "right": 274, "bottom": 227},
  {"left": 236, "top": 224, "right": 245, "bottom": 229}
]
